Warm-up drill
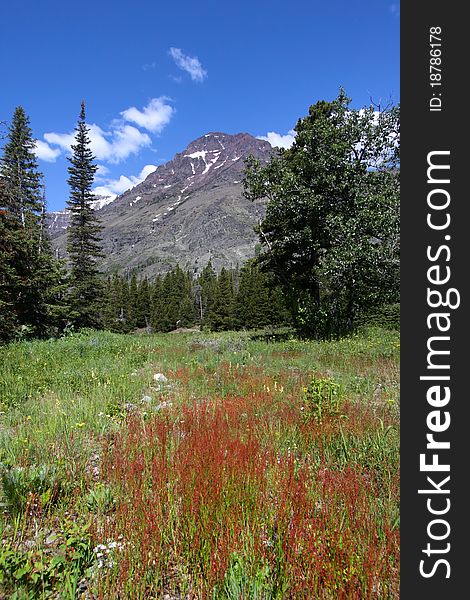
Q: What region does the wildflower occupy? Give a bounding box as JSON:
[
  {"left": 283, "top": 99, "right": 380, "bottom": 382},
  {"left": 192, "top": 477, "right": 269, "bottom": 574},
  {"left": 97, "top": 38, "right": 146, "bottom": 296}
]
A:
[
  {"left": 76, "top": 422, "right": 85, "bottom": 428},
  {"left": 153, "top": 373, "right": 168, "bottom": 383}
]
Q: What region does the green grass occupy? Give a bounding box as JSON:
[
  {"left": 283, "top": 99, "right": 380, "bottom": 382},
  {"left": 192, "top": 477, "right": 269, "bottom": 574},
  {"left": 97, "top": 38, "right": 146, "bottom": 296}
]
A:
[{"left": 0, "top": 326, "right": 399, "bottom": 598}]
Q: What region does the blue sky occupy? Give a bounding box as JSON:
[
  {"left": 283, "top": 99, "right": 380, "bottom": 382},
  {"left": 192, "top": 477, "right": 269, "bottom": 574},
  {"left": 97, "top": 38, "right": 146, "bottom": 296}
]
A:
[{"left": 0, "top": 0, "right": 399, "bottom": 212}]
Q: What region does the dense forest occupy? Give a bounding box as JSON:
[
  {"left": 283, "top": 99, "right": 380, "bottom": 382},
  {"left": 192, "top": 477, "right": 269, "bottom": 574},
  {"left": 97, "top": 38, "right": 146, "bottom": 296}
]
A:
[{"left": 101, "top": 262, "right": 291, "bottom": 333}]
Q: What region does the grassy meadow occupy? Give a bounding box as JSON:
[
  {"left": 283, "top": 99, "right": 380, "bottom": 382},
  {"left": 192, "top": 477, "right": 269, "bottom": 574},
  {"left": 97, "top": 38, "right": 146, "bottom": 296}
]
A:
[{"left": 0, "top": 327, "right": 400, "bottom": 599}]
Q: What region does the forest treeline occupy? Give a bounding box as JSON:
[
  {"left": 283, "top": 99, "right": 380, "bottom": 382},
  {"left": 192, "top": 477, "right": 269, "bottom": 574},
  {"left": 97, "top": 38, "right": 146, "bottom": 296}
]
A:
[{"left": 102, "top": 262, "right": 290, "bottom": 333}]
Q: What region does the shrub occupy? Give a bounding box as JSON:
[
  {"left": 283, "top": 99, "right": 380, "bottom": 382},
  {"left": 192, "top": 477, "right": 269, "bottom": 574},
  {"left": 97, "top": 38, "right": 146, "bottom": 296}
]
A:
[
  {"left": 0, "top": 463, "right": 68, "bottom": 516},
  {"left": 358, "top": 303, "right": 400, "bottom": 330},
  {"left": 303, "top": 376, "right": 342, "bottom": 422}
]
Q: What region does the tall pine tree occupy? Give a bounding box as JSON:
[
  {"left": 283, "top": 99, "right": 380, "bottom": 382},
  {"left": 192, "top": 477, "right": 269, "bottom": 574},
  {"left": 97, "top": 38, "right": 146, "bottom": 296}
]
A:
[
  {"left": 0, "top": 107, "right": 43, "bottom": 227},
  {"left": 210, "top": 267, "right": 235, "bottom": 331},
  {"left": 0, "top": 108, "right": 67, "bottom": 340},
  {"left": 66, "top": 101, "right": 104, "bottom": 329},
  {"left": 197, "top": 260, "right": 217, "bottom": 328}
]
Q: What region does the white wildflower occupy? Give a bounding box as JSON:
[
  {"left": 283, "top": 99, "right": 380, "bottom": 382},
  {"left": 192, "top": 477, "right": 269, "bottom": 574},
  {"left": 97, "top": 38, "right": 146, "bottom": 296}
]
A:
[{"left": 153, "top": 373, "right": 168, "bottom": 383}]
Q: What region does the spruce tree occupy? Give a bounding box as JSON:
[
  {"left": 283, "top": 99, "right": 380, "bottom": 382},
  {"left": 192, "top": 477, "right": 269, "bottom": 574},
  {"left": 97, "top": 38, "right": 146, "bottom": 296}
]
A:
[
  {"left": 136, "top": 276, "right": 151, "bottom": 328},
  {"left": 0, "top": 107, "right": 43, "bottom": 227},
  {"left": 235, "top": 261, "right": 269, "bottom": 330},
  {"left": 177, "top": 270, "right": 196, "bottom": 328},
  {"left": 210, "top": 267, "right": 235, "bottom": 331},
  {"left": 115, "top": 275, "right": 131, "bottom": 332},
  {"left": 0, "top": 109, "right": 68, "bottom": 339},
  {"left": 0, "top": 179, "right": 23, "bottom": 340},
  {"left": 101, "top": 276, "right": 116, "bottom": 331},
  {"left": 127, "top": 273, "right": 139, "bottom": 329},
  {"left": 197, "top": 260, "right": 217, "bottom": 328},
  {"left": 150, "top": 275, "right": 164, "bottom": 331},
  {"left": 66, "top": 101, "right": 104, "bottom": 330}
]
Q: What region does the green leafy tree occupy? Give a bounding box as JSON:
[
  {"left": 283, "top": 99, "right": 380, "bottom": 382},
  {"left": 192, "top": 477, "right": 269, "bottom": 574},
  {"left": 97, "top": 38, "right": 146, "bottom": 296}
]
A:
[
  {"left": 66, "top": 101, "right": 104, "bottom": 329},
  {"left": 244, "top": 89, "right": 399, "bottom": 338}
]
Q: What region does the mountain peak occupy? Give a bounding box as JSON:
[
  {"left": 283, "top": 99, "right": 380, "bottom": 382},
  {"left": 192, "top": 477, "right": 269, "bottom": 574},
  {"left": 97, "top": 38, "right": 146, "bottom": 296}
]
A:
[
  {"left": 48, "top": 130, "right": 274, "bottom": 277},
  {"left": 183, "top": 131, "right": 270, "bottom": 155}
]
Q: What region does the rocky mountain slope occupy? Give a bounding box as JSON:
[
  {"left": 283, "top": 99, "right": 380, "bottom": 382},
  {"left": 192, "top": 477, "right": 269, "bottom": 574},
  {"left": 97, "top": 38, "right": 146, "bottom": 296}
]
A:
[{"left": 48, "top": 132, "right": 273, "bottom": 278}]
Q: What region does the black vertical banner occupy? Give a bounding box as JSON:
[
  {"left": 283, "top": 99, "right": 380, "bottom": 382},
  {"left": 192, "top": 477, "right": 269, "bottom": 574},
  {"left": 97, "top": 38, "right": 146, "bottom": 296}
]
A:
[{"left": 401, "top": 4, "right": 467, "bottom": 598}]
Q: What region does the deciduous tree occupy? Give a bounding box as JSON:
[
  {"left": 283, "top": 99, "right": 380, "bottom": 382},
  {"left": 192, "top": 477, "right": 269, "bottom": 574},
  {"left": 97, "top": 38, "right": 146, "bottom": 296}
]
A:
[{"left": 243, "top": 90, "right": 399, "bottom": 338}]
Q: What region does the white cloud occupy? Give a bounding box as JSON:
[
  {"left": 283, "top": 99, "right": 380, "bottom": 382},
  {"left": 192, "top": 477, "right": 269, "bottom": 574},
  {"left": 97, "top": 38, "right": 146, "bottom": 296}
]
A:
[
  {"left": 39, "top": 98, "right": 174, "bottom": 164},
  {"left": 257, "top": 129, "right": 296, "bottom": 149},
  {"left": 138, "top": 164, "right": 159, "bottom": 180},
  {"left": 93, "top": 176, "right": 135, "bottom": 198},
  {"left": 96, "top": 164, "right": 110, "bottom": 179},
  {"left": 43, "top": 131, "right": 75, "bottom": 150},
  {"left": 33, "top": 139, "right": 61, "bottom": 162},
  {"left": 168, "top": 47, "right": 207, "bottom": 82},
  {"left": 43, "top": 122, "right": 151, "bottom": 164},
  {"left": 93, "top": 164, "right": 157, "bottom": 201},
  {"left": 104, "top": 125, "right": 152, "bottom": 163},
  {"left": 121, "top": 97, "right": 174, "bottom": 133}
]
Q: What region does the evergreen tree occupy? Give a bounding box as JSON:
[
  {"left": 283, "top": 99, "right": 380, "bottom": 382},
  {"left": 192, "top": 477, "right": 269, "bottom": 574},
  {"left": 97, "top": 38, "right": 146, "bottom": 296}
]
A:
[
  {"left": 150, "top": 275, "right": 165, "bottom": 331},
  {"left": 149, "top": 267, "right": 196, "bottom": 332},
  {"left": 210, "top": 267, "right": 235, "bottom": 331},
  {"left": 136, "top": 276, "right": 151, "bottom": 329},
  {"left": 116, "top": 275, "right": 131, "bottom": 332},
  {"left": 197, "top": 260, "right": 217, "bottom": 328},
  {"left": 234, "top": 261, "right": 290, "bottom": 330},
  {"left": 127, "top": 273, "right": 139, "bottom": 329},
  {"left": 0, "top": 107, "right": 43, "bottom": 227},
  {"left": 267, "top": 285, "right": 291, "bottom": 327},
  {"left": 101, "top": 276, "right": 116, "bottom": 331},
  {"left": 0, "top": 109, "right": 68, "bottom": 340},
  {"left": 177, "top": 269, "right": 196, "bottom": 328},
  {"left": 235, "top": 261, "right": 270, "bottom": 329},
  {"left": 162, "top": 269, "right": 180, "bottom": 331},
  {"left": 0, "top": 180, "right": 24, "bottom": 341},
  {"left": 66, "top": 101, "right": 104, "bottom": 329}
]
